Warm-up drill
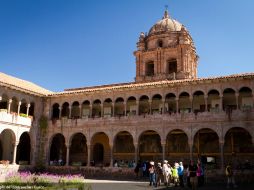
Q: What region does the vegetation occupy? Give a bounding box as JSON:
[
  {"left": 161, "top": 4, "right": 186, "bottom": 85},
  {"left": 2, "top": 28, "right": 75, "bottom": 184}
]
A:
[{"left": 1, "top": 171, "right": 89, "bottom": 190}]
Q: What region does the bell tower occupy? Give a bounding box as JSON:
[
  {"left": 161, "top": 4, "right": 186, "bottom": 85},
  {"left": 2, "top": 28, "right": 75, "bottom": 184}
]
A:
[{"left": 134, "top": 9, "right": 198, "bottom": 82}]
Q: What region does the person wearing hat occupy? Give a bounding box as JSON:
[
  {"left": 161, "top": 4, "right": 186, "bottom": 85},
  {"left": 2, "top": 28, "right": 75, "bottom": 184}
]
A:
[
  {"left": 149, "top": 161, "right": 156, "bottom": 187},
  {"left": 163, "top": 160, "right": 171, "bottom": 186},
  {"left": 172, "top": 163, "right": 179, "bottom": 187}
]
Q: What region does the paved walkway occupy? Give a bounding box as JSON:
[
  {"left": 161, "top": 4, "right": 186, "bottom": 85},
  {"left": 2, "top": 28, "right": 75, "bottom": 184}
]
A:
[{"left": 85, "top": 179, "right": 254, "bottom": 190}]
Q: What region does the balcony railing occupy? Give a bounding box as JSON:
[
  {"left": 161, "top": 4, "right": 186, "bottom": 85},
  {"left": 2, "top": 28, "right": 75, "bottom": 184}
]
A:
[
  {"left": 49, "top": 109, "right": 254, "bottom": 128},
  {"left": 0, "top": 110, "right": 32, "bottom": 126}
]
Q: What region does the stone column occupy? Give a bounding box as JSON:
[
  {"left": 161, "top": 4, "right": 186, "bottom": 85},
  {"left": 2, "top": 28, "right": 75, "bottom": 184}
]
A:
[
  {"left": 189, "top": 141, "right": 193, "bottom": 161},
  {"left": 87, "top": 143, "right": 91, "bottom": 166},
  {"left": 161, "top": 141, "right": 166, "bottom": 161},
  {"left": 149, "top": 100, "right": 152, "bottom": 114},
  {"left": 101, "top": 104, "right": 104, "bottom": 117},
  {"left": 175, "top": 98, "right": 179, "bottom": 114},
  {"left": 68, "top": 106, "right": 72, "bottom": 118},
  {"left": 59, "top": 106, "right": 62, "bottom": 118},
  {"left": 220, "top": 140, "right": 225, "bottom": 172},
  {"left": 26, "top": 103, "right": 30, "bottom": 116},
  {"left": 110, "top": 144, "right": 113, "bottom": 167},
  {"left": 112, "top": 103, "right": 115, "bottom": 117},
  {"left": 8, "top": 99, "right": 12, "bottom": 113},
  {"left": 65, "top": 143, "right": 70, "bottom": 166},
  {"left": 89, "top": 104, "right": 92, "bottom": 118},
  {"left": 136, "top": 100, "right": 139, "bottom": 115},
  {"left": 162, "top": 100, "right": 165, "bottom": 114},
  {"left": 204, "top": 95, "right": 208, "bottom": 112},
  {"left": 79, "top": 105, "right": 82, "bottom": 118},
  {"left": 134, "top": 142, "right": 138, "bottom": 164},
  {"left": 235, "top": 93, "right": 239, "bottom": 110},
  {"left": 220, "top": 95, "right": 223, "bottom": 111},
  {"left": 124, "top": 102, "right": 127, "bottom": 116},
  {"left": 17, "top": 101, "right": 21, "bottom": 115},
  {"left": 12, "top": 141, "right": 19, "bottom": 164},
  {"left": 189, "top": 97, "right": 193, "bottom": 113}
]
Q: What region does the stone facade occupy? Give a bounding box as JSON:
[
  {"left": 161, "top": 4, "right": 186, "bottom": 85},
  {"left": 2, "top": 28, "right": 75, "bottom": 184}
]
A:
[{"left": 0, "top": 10, "right": 253, "bottom": 172}]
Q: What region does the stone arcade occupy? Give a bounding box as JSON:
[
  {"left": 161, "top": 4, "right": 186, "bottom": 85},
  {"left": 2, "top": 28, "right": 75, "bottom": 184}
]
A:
[{"left": 0, "top": 10, "right": 254, "bottom": 171}]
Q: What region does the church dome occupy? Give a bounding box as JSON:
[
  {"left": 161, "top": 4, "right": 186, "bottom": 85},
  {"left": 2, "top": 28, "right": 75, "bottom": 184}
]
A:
[{"left": 148, "top": 10, "right": 182, "bottom": 35}]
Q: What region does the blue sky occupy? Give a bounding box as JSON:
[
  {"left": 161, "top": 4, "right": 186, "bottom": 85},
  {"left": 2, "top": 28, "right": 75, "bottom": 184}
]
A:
[{"left": 0, "top": 0, "right": 253, "bottom": 92}]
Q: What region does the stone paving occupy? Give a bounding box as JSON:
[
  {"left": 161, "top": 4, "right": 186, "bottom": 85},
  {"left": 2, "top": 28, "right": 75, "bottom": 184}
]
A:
[{"left": 85, "top": 179, "right": 254, "bottom": 190}]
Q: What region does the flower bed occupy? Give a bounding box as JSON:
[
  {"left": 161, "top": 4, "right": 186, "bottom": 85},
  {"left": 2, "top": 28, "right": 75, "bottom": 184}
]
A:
[{"left": 0, "top": 171, "right": 89, "bottom": 190}]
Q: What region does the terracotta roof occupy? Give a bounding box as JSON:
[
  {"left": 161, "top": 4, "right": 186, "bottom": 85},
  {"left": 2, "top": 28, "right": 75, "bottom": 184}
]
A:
[
  {"left": 0, "top": 72, "right": 52, "bottom": 96},
  {"left": 49, "top": 72, "right": 254, "bottom": 97},
  {"left": 1, "top": 72, "right": 253, "bottom": 97}
]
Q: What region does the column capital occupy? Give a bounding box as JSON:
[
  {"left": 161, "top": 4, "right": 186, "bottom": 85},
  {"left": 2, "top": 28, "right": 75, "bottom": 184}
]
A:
[
  {"left": 8, "top": 99, "right": 12, "bottom": 103},
  {"left": 18, "top": 101, "right": 22, "bottom": 106},
  {"left": 188, "top": 140, "right": 193, "bottom": 146},
  {"left": 12, "top": 141, "right": 19, "bottom": 146},
  {"left": 27, "top": 103, "right": 31, "bottom": 108},
  {"left": 219, "top": 140, "right": 225, "bottom": 145},
  {"left": 65, "top": 143, "right": 71, "bottom": 148},
  {"left": 133, "top": 142, "right": 138, "bottom": 148}
]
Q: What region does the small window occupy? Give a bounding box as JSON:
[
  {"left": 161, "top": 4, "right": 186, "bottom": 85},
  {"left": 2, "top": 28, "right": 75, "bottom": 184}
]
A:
[
  {"left": 167, "top": 59, "right": 177, "bottom": 74},
  {"left": 146, "top": 62, "right": 154, "bottom": 76},
  {"left": 158, "top": 40, "right": 163, "bottom": 48}
]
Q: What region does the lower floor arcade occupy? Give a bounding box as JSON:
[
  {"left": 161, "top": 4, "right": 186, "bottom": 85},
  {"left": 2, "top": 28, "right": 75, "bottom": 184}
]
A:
[
  {"left": 0, "top": 129, "right": 31, "bottom": 165},
  {"left": 48, "top": 126, "right": 254, "bottom": 169}
]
